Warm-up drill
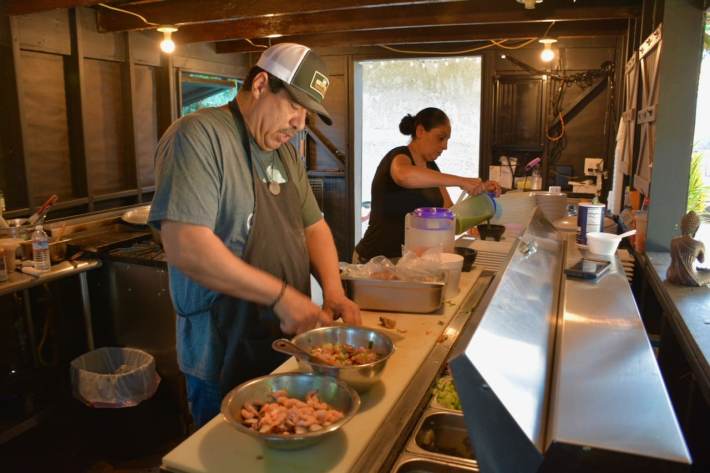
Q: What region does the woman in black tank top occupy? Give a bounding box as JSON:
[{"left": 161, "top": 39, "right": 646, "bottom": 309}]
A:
[{"left": 355, "top": 108, "right": 500, "bottom": 262}]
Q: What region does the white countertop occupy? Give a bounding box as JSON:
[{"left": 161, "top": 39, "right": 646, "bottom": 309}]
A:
[{"left": 162, "top": 269, "right": 483, "bottom": 473}]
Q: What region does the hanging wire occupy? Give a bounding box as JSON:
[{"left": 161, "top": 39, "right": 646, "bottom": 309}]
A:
[
  {"left": 244, "top": 38, "right": 269, "bottom": 49},
  {"left": 378, "top": 37, "right": 536, "bottom": 56},
  {"left": 542, "top": 20, "right": 556, "bottom": 38},
  {"left": 98, "top": 3, "right": 159, "bottom": 27}
]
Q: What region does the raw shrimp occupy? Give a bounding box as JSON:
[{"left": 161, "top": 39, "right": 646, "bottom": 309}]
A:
[{"left": 240, "top": 390, "right": 345, "bottom": 435}]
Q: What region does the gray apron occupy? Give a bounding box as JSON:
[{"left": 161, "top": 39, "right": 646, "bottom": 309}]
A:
[{"left": 211, "top": 101, "right": 311, "bottom": 394}]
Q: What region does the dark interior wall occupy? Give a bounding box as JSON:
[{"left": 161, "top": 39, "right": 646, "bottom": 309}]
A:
[{"left": 0, "top": 7, "right": 248, "bottom": 218}]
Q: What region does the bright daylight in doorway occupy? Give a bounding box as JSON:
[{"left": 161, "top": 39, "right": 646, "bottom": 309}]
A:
[{"left": 355, "top": 56, "right": 482, "bottom": 239}]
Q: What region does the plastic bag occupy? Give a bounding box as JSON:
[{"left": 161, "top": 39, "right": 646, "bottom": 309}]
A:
[
  {"left": 340, "top": 251, "right": 444, "bottom": 284},
  {"left": 70, "top": 347, "right": 160, "bottom": 408}
]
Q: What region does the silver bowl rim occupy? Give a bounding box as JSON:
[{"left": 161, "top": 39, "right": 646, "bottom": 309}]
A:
[
  {"left": 290, "top": 325, "right": 396, "bottom": 370},
  {"left": 221, "top": 372, "right": 361, "bottom": 442}
]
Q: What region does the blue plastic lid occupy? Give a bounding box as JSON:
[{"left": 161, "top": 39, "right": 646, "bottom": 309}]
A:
[{"left": 413, "top": 207, "right": 455, "bottom": 220}]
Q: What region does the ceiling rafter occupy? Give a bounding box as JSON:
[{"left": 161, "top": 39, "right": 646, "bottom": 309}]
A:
[
  {"left": 95, "top": 0, "right": 464, "bottom": 32},
  {"left": 214, "top": 19, "right": 627, "bottom": 54},
  {"left": 4, "top": 0, "right": 105, "bottom": 16},
  {"left": 175, "top": 3, "right": 639, "bottom": 44},
  {"left": 96, "top": 0, "right": 640, "bottom": 33}
]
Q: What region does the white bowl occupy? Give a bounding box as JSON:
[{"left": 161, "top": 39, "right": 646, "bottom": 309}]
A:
[{"left": 586, "top": 232, "right": 621, "bottom": 256}]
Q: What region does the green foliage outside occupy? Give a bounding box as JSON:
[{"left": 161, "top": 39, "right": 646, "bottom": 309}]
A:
[{"left": 687, "top": 152, "right": 710, "bottom": 216}]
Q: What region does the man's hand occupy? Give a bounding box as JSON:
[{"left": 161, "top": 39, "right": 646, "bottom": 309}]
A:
[
  {"left": 323, "top": 291, "right": 362, "bottom": 326},
  {"left": 273, "top": 285, "right": 331, "bottom": 335}
]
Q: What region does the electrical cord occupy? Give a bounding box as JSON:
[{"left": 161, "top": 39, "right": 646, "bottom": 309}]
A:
[
  {"left": 378, "top": 37, "right": 537, "bottom": 55},
  {"left": 98, "top": 3, "right": 159, "bottom": 27}
]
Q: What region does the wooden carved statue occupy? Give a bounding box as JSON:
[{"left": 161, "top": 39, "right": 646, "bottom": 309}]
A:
[{"left": 667, "top": 211, "right": 710, "bottom": 287}]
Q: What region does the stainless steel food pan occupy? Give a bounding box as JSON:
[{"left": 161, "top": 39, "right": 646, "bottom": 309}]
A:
[
  {"left": 341, "top": 277, "right": 444, "bottom": 313},
  {"left": 391, "top": 454, "right": 478, "bottom": 473},
  {"left": 405, "top": 409, "right": 477, "bottom": 468}
]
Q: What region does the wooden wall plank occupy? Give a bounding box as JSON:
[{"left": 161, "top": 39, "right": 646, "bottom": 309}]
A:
[
  {"left": 314, "top": 75, "right": 347, "bottom": 170},
  {"left": 0, "top": 16, "right": 30, "bottom": 211},
  {"left": 134, "top": 64, "right": 158, "bottom": 188},
  {"left": 19, "top": 50, "right": 75, "bottom": 205},
  {"left": 130, "top": 30, "right": 162, "bottom": 67},
  {"left": 5, "top": 0, "right": 104, "bottom": 16},
  {"left": 15, "top": 8, "right": 70, "bottom": 55},
  {"left": 83, "top": 58, "right": 133, "bottom": 195},
  {"left": 78, "top": 6, "right": 125, "bottom": 61}
]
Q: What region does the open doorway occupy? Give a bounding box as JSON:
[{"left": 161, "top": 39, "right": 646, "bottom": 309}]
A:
[{"left": 353, "top": 56, "right": 482, "bottom": 244}]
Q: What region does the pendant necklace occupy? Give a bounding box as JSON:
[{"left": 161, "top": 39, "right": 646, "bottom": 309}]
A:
[{"left": 268, "top": 155, "right": 281, "bottom": 195}]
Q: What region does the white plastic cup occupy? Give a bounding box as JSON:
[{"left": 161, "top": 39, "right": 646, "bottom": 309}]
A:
[
  {"left": 586, "top": 232, "right": 621, "bottom": 256},
  {"left": 437, "top": 253, "right": 464, "bottom": 299}
]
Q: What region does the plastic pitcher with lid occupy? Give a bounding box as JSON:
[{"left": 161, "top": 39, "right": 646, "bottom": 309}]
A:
[
  {"left": 451, "top": 192, "right": 499, "bottom": 234},
  {"left": 403, "top": 207, "right": 455, "bottom": 256}
]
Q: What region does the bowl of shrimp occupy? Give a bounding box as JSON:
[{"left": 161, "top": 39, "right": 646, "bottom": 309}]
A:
[
  {"left": 291, "top": 325, "right": 395, "bottom": 392},
  {"left": 221, "top": 373, "right": 360, "bottom": 450}
]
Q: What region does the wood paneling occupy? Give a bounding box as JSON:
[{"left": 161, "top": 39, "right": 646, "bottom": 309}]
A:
[
  {"left": 134, "top": 64, "right": 158, "bottom": 188},
  {"left": 4, "top": 0, "right": 104, "bottom": 16},
  {"left": 78, "top": 5, "right": 125, "bottom": 61},
  {"left": 130, "top": 30, "right": 162, "bottom": 67},
  {"left": 83, "top": 58, "right": 134, "bottom": 194},
  {"left": 16, "top": 9, "right": 70, "bottom": 55},
  {"left": 19, "top": 50, "right": 75, "bottom": 205},
  {"left": 0, "top": 17, "right": 30, "bottom": 211}
]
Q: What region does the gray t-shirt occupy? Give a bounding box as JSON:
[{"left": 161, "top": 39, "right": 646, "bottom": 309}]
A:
[{"left": 148, "top": 105, "right": 321, "bottom": 380}]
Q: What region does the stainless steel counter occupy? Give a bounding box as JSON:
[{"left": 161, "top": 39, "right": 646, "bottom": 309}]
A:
[{"left": 549, "top": 238, "right": 691, "bottom": 464}]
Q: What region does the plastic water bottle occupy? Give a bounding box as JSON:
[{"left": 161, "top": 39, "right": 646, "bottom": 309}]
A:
[{"left": 32, "top": 225, "right": 50, "bottom": 272}]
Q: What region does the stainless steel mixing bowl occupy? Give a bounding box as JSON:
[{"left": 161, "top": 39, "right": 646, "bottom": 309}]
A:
[
  {"left": 291, "top": 325, "right": 395, "bottom": 392},
  {"left": 221, "top": 373, "right": 360, "bottom": 450}
]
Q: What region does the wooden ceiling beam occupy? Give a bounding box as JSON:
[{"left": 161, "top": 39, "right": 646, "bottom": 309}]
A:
[
  {"left": 214, "top": 20, "right": 627, "bottom": 54},
  {"left": 95, "top": 0, "right": 464, "bottom": 32},
  {"left": 176, "top": 3, "right": 639, "bottom": 44},
  {"left": 96, "top": 0, "right": 640, "bottom": 33},
  {"left": 4, "top": 0, "right": 105, "bottom": 16}
]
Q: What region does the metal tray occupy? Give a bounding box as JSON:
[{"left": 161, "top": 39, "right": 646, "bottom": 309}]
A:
[
  {"left": 341, "top": 276, "right": 444, "bottom": 313},
  {"left": 406, "top": 410, "right": 477, "bottom": 467},
  {"left": 392, "top": 454, "right": 477, "bottom": 473}
]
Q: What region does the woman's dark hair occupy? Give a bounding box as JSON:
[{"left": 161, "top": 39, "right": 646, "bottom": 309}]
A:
[
  {"left": 398, "top": 107, "right": 449, "bottom": 139},
  {"left": 241, "top": 66, "right": 286, "bottom": 94}
]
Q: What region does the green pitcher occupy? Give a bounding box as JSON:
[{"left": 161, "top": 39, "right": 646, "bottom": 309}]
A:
[{"left": 451, "top": 193, "right": 499, "bottom": 234}]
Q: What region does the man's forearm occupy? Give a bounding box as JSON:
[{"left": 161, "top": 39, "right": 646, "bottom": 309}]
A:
[
  {"left": 161, "top": 220, "right": 283, "bottom": 305},
  {"left": 305, "top": 219, "right": 344, "bottom": 297}
]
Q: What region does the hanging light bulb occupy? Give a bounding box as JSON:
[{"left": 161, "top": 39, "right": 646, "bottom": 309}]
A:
[
  {"left": 516, "top": 0, "right": 543, "bottom": 9},
  {"left": 539, "top": 38, "right": 557, "bottom": 62},
  {"left": 158, "top": 25, "right": 178, "bottom": 54}
]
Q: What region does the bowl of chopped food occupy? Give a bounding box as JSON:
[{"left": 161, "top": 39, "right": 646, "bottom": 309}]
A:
[
  {"left": 290, "top": 326, "right": 395, "bottom": 392},
  {"left": 221, "top": 373, "right": 360, "bottom": 450}
]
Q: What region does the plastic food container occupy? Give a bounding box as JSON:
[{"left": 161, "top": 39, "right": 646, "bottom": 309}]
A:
[
  {"left": 586, "top": 232, "right": 621, "bottom": 256},
  {"left": 423, "top": 253, "right": 463, "bottom": 299}
]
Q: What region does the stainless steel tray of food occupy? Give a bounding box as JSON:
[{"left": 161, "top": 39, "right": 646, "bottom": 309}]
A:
[
  {"left": 405, "top": 409, "right": 477, "bottom": 469},
  {"left": 341, "top": 276, "right": 444, "bottom": 313}
]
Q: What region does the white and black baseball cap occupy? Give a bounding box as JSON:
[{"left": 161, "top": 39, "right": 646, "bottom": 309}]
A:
[{"left": 256, "top": 43, "right": 332, "bottom": 125}]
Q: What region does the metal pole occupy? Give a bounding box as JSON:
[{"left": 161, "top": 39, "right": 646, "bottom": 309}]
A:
[
  {"left": 79, "top": 272, "right": 95, "bottom": 351},
  {"left": 21, "top": 288, "right": 39, "bottom": 367}
]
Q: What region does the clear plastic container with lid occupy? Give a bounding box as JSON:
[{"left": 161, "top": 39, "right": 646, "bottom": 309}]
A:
[{"left": 404, "top": 207, "right": 455, "bottom": 256}]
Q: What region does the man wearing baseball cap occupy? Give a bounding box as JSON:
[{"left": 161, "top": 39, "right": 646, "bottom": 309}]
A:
[{"left": 149, "top": 43, "right": 360, "bottom": 427}]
